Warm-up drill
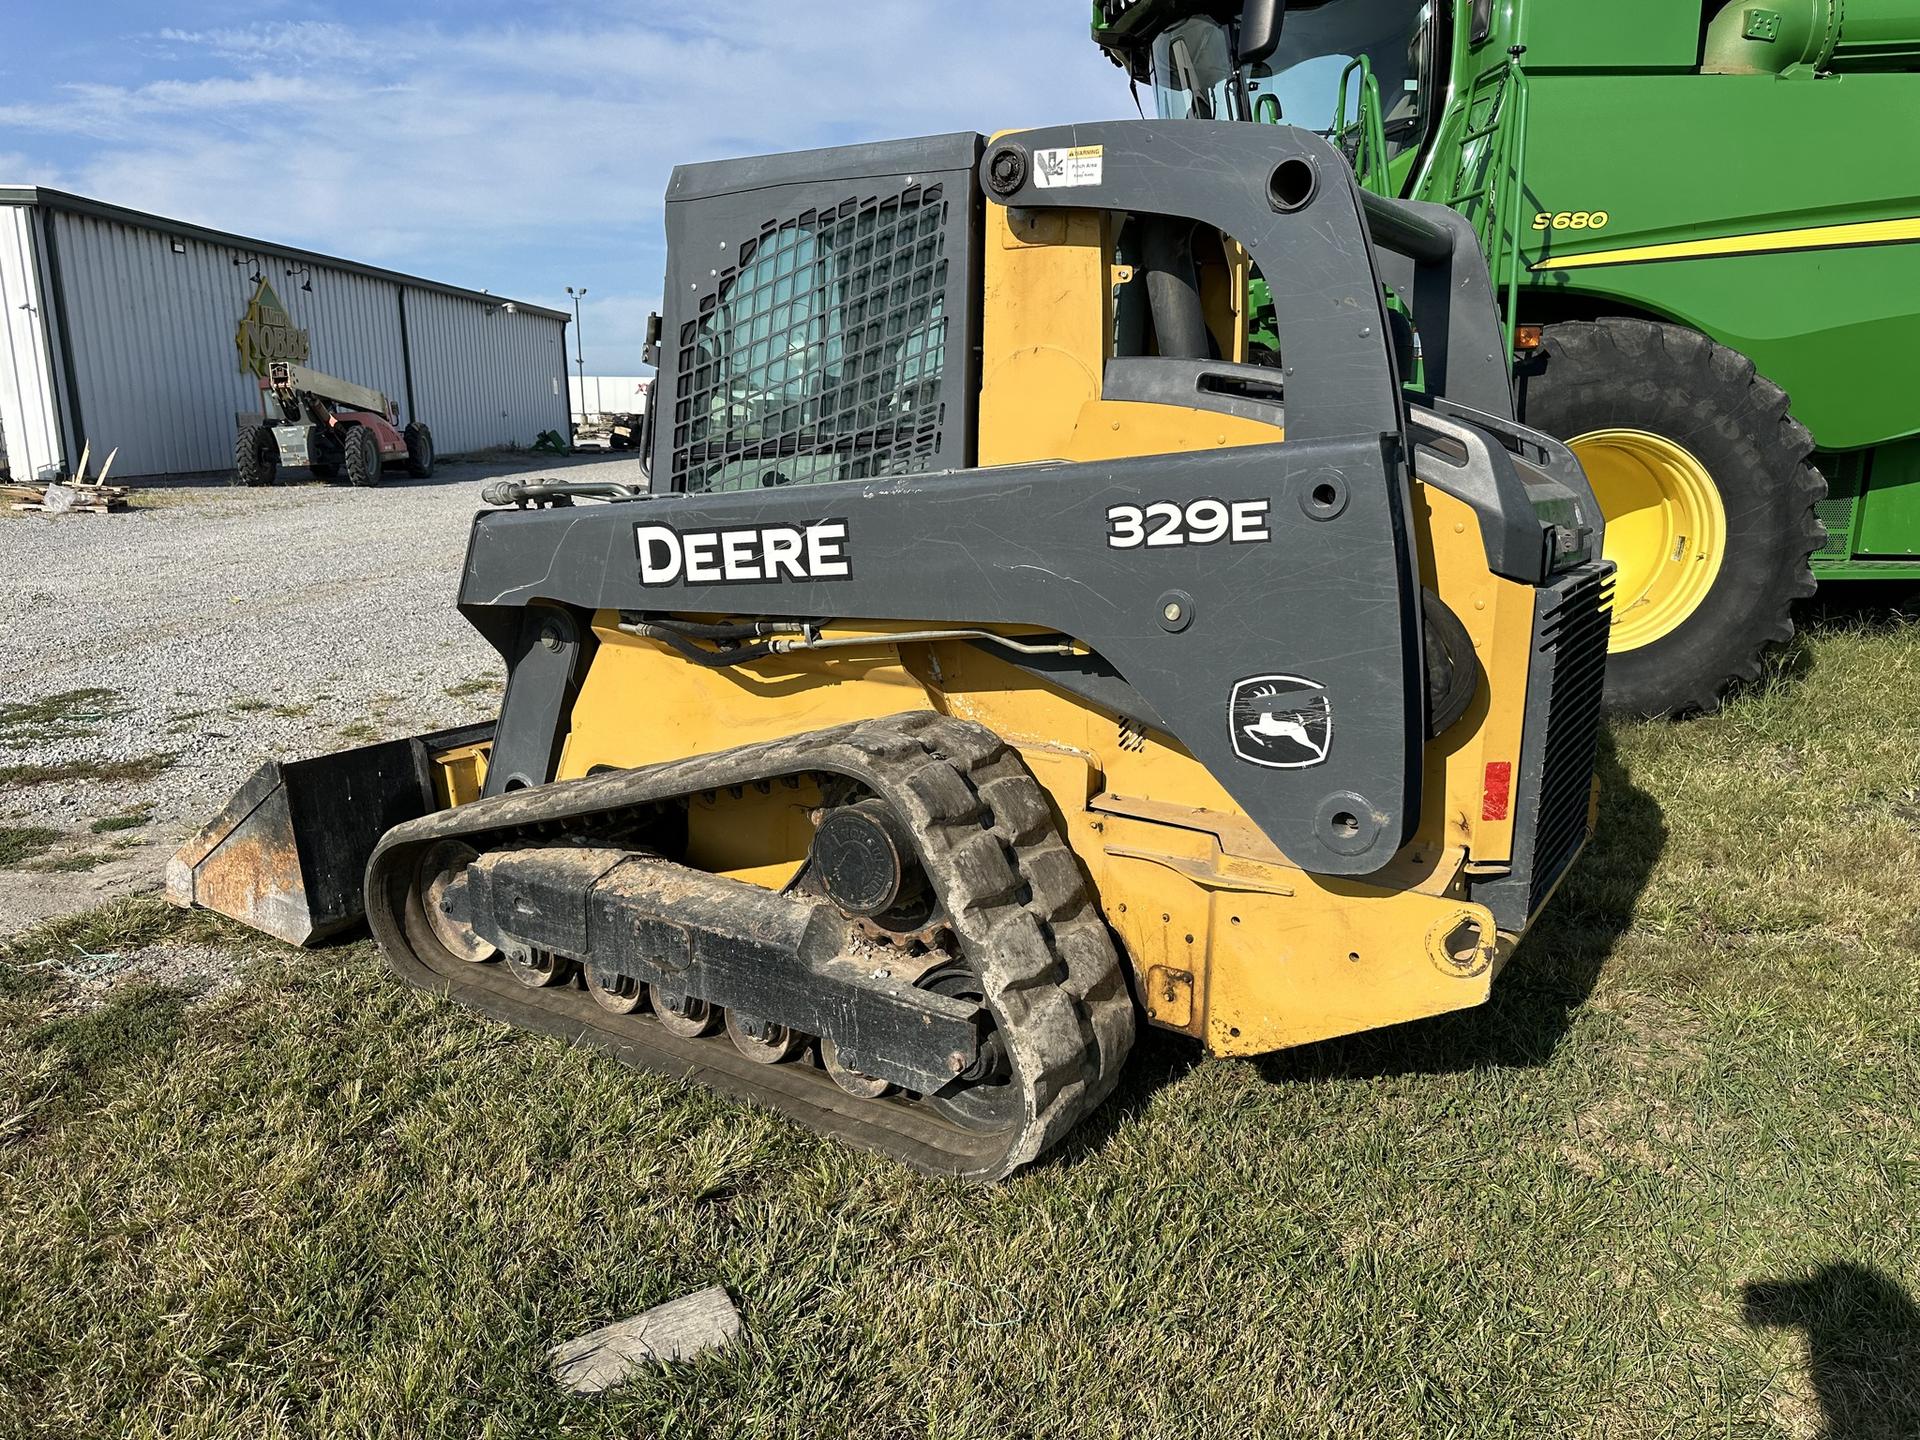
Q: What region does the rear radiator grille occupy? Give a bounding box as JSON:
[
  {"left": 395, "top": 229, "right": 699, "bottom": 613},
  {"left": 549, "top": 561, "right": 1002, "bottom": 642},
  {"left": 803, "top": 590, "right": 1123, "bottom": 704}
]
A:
[
  {"left": 1474, "top": 563, "right": 1614, "bottom": 930},
  {"left": 1526, "top": 568, "right": 1613, "bottom": 911}
]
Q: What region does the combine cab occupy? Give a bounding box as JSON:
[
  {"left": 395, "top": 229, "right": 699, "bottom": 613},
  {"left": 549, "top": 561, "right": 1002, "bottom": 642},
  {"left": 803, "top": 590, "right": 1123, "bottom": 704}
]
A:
[{"left": 1089, "top": 0, "right": 1920, "bottom": 717}]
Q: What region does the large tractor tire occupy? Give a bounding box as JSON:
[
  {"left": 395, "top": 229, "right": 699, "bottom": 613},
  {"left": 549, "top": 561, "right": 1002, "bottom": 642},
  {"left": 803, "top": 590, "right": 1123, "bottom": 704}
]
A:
[
  {"left": 404, "top": 422, "right": 435, "bottom": 479},
  {"left": 343, "top": 425, "right": 383, "bottom": 488},
  {"left": 233, "top": 423, "right": 278, "bottom": 488},
  {"left": 1519, "top": 318, "right": 1825, "bottom": 717}
]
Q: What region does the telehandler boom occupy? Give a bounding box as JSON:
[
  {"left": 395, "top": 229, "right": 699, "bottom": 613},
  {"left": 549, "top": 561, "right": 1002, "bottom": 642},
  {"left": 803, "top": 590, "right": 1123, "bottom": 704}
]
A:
[{"left": 235, "top": 359, "right": 435, "bottom": 488}]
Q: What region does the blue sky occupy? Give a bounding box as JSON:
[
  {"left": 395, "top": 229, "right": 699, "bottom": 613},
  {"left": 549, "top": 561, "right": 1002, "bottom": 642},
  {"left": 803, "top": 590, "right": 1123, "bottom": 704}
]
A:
[{"left": 1, "top": 1, "right": 1133, "bottom": 372}]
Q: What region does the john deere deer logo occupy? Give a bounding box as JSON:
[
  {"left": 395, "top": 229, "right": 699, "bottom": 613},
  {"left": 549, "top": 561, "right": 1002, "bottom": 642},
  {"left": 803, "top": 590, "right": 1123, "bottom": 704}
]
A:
[
  {"left": 1229, "top": 675, "right": 1333, "bottom": 769},
  {"left": 234, "top": 277, "right": 311, "bottom": 377}
]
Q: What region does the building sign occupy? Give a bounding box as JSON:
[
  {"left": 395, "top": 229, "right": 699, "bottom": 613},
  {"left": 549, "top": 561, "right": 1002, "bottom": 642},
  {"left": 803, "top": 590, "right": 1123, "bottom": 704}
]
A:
[{"left": 234, "top": 278, "right": 310, "bottom": 377}]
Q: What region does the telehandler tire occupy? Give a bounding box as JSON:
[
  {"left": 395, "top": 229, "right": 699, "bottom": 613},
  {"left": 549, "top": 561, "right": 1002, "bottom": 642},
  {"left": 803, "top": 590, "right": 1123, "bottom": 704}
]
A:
[
  {"left": 343, "top": 425, "right": 383, "bottom": 487},
  {"left": 233, "top": 423, "right": 277, "bottom": 488},
  {"left": 1519, "top": 317, "right": 1824, "bottom": 718},
  {"left": 405, "top": 422, "right": 435, "bottom": 479}
]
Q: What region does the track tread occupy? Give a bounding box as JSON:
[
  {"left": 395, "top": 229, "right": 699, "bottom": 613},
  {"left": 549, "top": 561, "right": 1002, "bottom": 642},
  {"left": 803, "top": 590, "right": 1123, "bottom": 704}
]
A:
[{"left": 366, "top": 712, "right": 1133, "bottom": 1182}]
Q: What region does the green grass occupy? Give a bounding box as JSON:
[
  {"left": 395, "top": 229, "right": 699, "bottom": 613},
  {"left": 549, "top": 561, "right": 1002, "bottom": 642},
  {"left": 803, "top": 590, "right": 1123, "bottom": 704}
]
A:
[
  {"left": 226, "top": 699, "right": 312, "bottom": 719},
  {"left": 127, "top": 490, "right": 203, "bottom": 512},
  {"left": 443, "top": 676, "right": 503, "bottom": 699},
  {"left": 0, "top": 754, "right": 176, "bottom": 789},
  {"left": 88, "top": 813, "right": 151, "bottom": 835},
  {"left": 336, "top": 721, "right": 378, "bottom": 743},
  {"left": 20, "top": 851, "right": 113, "bottom": 874},
  {"left": 0, "top": 826, "right": 62, "bottom": 867},
  {"left": 3, "top": 895, "right": 228, "bottom": 972},
  {"left": 0, "top": 619, "right": 1917, "bottom": 1437},
  {"left": 0, "top": 689, "right": 125, "bottom": 738}
]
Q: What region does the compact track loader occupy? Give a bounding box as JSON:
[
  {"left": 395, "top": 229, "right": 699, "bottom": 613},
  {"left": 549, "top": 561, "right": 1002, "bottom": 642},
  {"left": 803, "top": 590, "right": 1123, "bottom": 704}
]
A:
[{"left": 172, "top": 120, "right": 1612, "bottom": 1181}]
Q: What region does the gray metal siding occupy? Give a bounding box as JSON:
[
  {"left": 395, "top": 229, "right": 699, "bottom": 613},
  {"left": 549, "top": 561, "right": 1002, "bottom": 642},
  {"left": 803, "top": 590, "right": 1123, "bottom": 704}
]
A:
[
  {"left": 55, "top": 209, "right": 256, "bottom": 475},
  {"left": 3, "top": 194, "right": 571, "bottom": 479},
  {"left": 289, "top": 266, "right": 407, "bottom": 422},
  {"left": 50, "top": 209, "right": 415, "bottom": 477},
  {"left": 0, "top": 209, "right": 62, "bottom": 481},
  {"left": 407, "top": 288, "right": 569, "bottom": 455}
]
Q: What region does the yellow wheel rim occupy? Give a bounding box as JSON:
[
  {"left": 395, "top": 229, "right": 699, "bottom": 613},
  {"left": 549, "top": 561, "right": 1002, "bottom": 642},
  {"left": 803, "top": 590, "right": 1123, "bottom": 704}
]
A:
[{"left": 1569, "top": 428, "right": 1728, "bottom": 653}]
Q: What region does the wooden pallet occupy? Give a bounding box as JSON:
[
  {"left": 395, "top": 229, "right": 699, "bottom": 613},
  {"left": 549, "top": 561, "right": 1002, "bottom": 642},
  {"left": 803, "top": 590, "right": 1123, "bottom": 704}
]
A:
[
  {"left": 6, "top": 481, "right": 131, "bottom": 514},
  {"left": 5, "top": 441, "right": 131, "bottom": 512}
]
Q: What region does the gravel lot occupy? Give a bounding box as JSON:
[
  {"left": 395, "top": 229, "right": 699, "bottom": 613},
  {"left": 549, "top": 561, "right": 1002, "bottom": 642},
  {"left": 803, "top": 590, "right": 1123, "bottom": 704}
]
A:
[{"left": 0, "top": 453, "right": 644, "bottom": 936}]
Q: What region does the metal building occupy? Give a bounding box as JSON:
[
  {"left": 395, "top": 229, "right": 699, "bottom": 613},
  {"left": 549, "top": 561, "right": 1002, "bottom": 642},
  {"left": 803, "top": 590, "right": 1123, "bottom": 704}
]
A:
[{"left": 0, "top": 187, "right": 571, "bottom": 482}]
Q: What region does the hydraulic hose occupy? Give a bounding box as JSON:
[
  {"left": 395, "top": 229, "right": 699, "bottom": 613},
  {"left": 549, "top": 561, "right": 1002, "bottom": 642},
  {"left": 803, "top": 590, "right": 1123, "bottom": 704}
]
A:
[
  {"left": 619, "top": 620, "right": 779, "bottom": 667},
  {"left": 623, "top": 615, "right": 806, "bottom": 641},
  {"left": 1139, "top": 217, "right": 1211, "bottom": 360},
  {"left": 481, "top": 478, "right": 643, "bottom": 506}
]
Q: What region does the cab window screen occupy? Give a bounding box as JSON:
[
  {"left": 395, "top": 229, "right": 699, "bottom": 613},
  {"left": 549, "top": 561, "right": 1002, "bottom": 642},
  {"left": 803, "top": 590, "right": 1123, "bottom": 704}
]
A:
[{"left": 673, "top": 185, "right": 950, "bottom": 493}]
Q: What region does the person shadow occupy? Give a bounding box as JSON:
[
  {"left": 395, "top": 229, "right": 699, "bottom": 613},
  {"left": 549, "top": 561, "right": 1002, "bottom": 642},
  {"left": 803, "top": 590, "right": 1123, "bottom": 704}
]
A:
[
  {"left": 1745, "top": 1263, "right": 1920, "bottom": 1439},
  {"left": 1058, "top": 723, "right": 1666, "bottom": 1156}
]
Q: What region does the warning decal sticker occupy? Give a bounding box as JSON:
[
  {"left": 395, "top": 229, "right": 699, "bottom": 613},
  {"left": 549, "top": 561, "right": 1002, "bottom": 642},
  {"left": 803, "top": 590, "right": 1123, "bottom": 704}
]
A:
[{"left": 1034, "top": 145, "right": 1104, "bottom": 189}]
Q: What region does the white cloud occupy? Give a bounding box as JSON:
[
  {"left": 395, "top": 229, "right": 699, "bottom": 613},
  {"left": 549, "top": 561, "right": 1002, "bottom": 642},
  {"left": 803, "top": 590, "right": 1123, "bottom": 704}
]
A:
[
  {"left": 153, "top": 23, "right": 377, "bottom": 66},
  {"left": 0, "top": 152, "right": 47, "bottom": 185},
  {"left": 5, "top": 3, "right": 1131, "bottom": 369}
]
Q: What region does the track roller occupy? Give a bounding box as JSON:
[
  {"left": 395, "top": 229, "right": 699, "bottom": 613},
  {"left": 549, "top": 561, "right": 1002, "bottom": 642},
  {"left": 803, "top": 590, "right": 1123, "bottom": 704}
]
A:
[
  {"left": 586, "top": 967, "right": 645, "bottom": 1015},
  {"left": 822, "top": 1041, "right": 893, "bottom": 1099},
  {"left": 726, "top": 1010, "right": 809, "bottom": 1064},
  {"left": 506, "top": 948, "right": 575, "bottom": 989},
  {"left": 651, "top": 984, "right": 721, "bottom": 1038}
]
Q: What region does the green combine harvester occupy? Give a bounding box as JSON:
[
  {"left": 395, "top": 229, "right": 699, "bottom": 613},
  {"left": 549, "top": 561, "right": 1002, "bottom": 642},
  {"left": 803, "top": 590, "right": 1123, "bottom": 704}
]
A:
[{"left": 1094, "top": 0, "right": 1920, "bottom": 715}]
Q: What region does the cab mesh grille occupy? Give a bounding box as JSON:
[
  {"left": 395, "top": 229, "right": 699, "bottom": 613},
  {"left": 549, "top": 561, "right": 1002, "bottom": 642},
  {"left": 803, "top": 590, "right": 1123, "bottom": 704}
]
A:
[{"left": 671, "top": 184, "right": 950, "bottom": 494}]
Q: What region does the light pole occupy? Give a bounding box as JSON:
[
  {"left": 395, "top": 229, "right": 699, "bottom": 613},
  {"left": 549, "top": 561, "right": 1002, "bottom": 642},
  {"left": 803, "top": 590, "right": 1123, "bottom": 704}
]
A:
[{"left": 565, "top": 285, "right": 588, "bottom": 422}]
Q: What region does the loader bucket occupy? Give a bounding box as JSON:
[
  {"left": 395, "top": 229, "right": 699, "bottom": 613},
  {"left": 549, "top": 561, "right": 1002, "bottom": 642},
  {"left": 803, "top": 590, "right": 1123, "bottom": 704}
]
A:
[{"left": 166, "top": 723, "right": 493, "bottom": 947}]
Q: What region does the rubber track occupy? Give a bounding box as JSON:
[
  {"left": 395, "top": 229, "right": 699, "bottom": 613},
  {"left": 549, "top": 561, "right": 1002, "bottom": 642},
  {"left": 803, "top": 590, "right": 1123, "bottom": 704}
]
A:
[{"left": 364, "top": 713, "right": 1134, "bottom": 1182}]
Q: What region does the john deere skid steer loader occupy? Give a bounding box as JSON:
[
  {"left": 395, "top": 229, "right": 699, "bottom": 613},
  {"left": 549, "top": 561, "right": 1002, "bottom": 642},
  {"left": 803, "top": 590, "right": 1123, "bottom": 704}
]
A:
[{"left": 170, "top": 119, "right": 1613, "bottom": 1181}]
